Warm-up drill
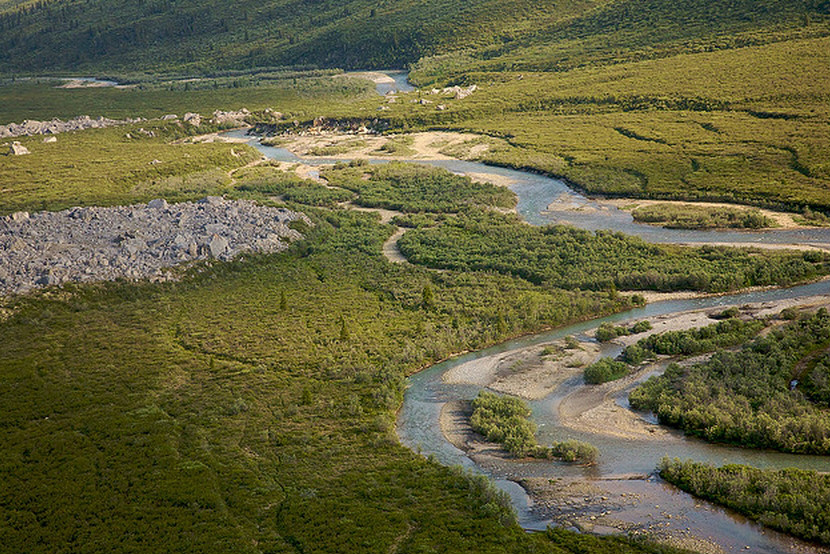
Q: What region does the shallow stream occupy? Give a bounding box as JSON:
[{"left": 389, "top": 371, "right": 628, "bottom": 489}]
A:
[{"left": 223, "top": 92, "right": 830, "bottom": 552}]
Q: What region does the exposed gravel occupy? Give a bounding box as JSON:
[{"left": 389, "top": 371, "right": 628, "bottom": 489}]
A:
[{"left": 0, "top": 197, "right": 310, "bottom": 296}]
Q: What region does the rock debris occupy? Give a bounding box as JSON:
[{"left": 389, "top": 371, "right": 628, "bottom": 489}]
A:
[{"left": 0, "top": 197, "right": 310, "bottom": 296}]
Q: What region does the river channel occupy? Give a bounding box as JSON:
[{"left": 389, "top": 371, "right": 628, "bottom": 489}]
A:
[{"left": 224, "top": 84, "right": 830, "bottom": 551}]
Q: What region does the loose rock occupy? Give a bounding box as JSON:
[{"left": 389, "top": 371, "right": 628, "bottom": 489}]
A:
[
  {"left": 0, "top": 115, "right": 144, "bottom": 139},
  {"left": 7, "top": 141, "right": 30, "bottom": 155},
  {"left": 0, "top": 198, "right": 311, "bottom": 296}
]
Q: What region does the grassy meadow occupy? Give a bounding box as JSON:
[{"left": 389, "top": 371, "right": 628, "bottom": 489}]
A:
[
  {"left": 0, "top": 206, "right": 650, "bottom": 553},
  {"left": 0, "top": 75, "right": 372, "bottom": 124},
  {"left": 0, "top": 121, "right": 259, "bottom": 215},
  {"left": 1, "top": 0, "right": 829, "bottom": 550},
  {"left": 2, "top": 151, "right": 813, "bottom": 551},
  {"left": 371, "top": 34, "right": 830, "bottom": 212}
]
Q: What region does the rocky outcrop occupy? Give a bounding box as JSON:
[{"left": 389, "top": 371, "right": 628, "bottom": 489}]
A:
[
  {"left": 0, "top": 198, "right": 311, "bottom": 296},
  {"left": 210, "top": 109, "right": 251, "bottom": 126},
  {"left": 0, "top": 115, "right": 144, "bottom": 139},
  {"left": 429, "top": 85, "right": 477, "bottom": 99},
  {"left": 183, "top": 112, "right": 202, "bottom": 127}
]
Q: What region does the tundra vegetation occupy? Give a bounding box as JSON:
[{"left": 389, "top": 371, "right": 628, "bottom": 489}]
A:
[
  {"left": 235, "top": 164, "right": 356, "bottom": 208},
  {"left": 0, "top": 75, "right": 372, "bottom": 123},
  {"left": 398, "top": 210, "right": 830, "bottom": 293},
  {"left": 322, "top": 161, "right": 516, "bottom": 213},
  {"left": 623, "top": 317, "right": 766, "bottom": 361},
  {"left": 1, "top": 0, "right": 829, "bottom": 550},
  {"left": 587, "top": 317, "right": 768, "bottom": 383},
  {"left": 1, "top": 1, "right": 827, "bottom": 214},
  {"left": 0, "top": 121, "right": 260, "bottom": 215},
  {"left": 471, "top": 391, "right": 598, "bottom": 463},
  {"left": 630, "top": 203, "right": 776, "bottom": 230},
  {"left": 584, "top": 358, "right": 631, "bottom": 385},
  {"left": 659, "top": 458, "right": 830, "bottom": 546},
  {"left": 595, "top": 320, "right": 652, "bottom": 342},
  {"left": 0, "top": 207, "right": 636, "bottom": 553},
  {"left": 1, "top": 159, "right": 723, "bottom": 553},
  {"left": 630, "top": 310, "right": 830, "bottom": 454}
]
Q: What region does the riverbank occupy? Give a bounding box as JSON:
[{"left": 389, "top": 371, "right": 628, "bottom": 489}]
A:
[
  {"left": 443, "top": 338, "right": 601, "bottom": 400},
  {"left": 275, "top": 131, "right": 491, "bottom": 161},
  {"left": 444, "top": 292, "right": 830, "bottom": 413},
  {"left": 439, "top": 400, "right": 729, "bottom": 554},
  {"left": 600, "top": 198, "right": 821, "bottom": 231},
  {"left": 429, "top": 291, "right": 830, "bottom": 553},
  {"left": 625, "top": 276, "right": 830, "bottom": 304}
]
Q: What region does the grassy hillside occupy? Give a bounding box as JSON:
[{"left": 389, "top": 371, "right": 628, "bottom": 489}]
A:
[
  {"left": 362, "top": 33, "right": 830, "bottom": 211},
  {"left": 0, "top": 74, "right": 371, "bottom": 124},
  {"left": 411, "top": 0, "right": 830, "bottom": 81},
  {"left": 2, "top": 0, "right": 828, "bottom": 212},
  {"left": 1, "top": 0, "right": 827, "bottom": 75},
  {"left": 0, "top": 0, "right": 594, "bottom": 73}
]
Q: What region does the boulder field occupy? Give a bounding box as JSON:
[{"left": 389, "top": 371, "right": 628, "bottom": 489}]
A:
[{"left": 0, "top": 197, "right": 310, "bottom": 295}]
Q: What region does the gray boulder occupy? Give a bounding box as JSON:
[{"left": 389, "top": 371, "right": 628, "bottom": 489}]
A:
[
  {"left": 147, "top": 198, "right": 169, "bottom": 210},
  {"left": 183, "top": 113, "right": 202, "bottom": 127},
  {"left": 209, "top": 234, "right": 229, "bottom": 258}
]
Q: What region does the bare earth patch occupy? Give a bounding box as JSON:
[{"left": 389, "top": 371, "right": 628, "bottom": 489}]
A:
[
  {"left": 382, "top": 227, "right": 408, "bottom": 264},
  {"left": 558, "top": 365, "right": 673, "bottom": 441},
  {"left": 443, "top": 338, "right": 600, "bottom": 400},
  {"left": 279, "top": 131, "right": 489, "bottom": 161}
]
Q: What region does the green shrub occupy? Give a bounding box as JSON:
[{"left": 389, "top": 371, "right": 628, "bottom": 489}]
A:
[
  {"left": 470, "top": 391, "right": 536, "bottom": 456},
  {"left": 584, "top": 358, "right": 631, "bottom": 384},
  {"left": 631, "top": 310, "right": 830, "bottom": 454},
  {"left": 470, "top": 392, "right": 598, "bottom": 463},
  {"left": 630, "top": 320, "right": 652, "bottom": 334},
  {"left": 660, "top": 458, "right": 830, "bottom": 546},
  {"left": 549, "top": 440, "right": 599, "bottom": 463},
  {"left": 622, "top": 344, "right": 649, "bottom": 365}
]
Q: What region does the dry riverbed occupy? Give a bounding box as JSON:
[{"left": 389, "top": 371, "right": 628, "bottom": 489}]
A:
[{"left": 440, "top": 400, "right": 726, "bottom": 554}]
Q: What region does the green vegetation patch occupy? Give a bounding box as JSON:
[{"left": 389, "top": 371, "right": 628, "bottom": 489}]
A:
[
  {"left": 308, "top": 138, "right": 369, "bottom": 157},
  {"left": 398, "top": 210, "right": 830, "bottom": 293},
  {"left": 235, "top": 164, "right": 355, "bottom": 207},
  {"left": 390, "top": 25, "right": 830, "bottom": 213},
  {"left": 376, "top": 136, "right": 416, "bottom": 157},
  {"left": 584, "top": 358, "right": 631, "bottom": 384},
  {"left": 659, "top": 459, "right": 830, "bottom": 546},
  {"left": 0, "top": 121, "right": 258, "bottom": 215},
  {"left": 596, "top": 320, "right": 652, "bottom": 342},
  {"left": 0, "top": 77, "right": 372, "bottom": 124},
  {"left": 0, "top": 208, "right": 643, "bottom": 553},
  {"left": 631, "top": 203, "right": 776, "bottom": 229},
  {"left": 803, "top": 351, "right": 830, "bottom": 406},
  {"left": 623, "top": 317, "right": 765, "bottom": 363},
  {"left": 323, "top": 162, "right": 516, "bottom": 213},
  {"left": 630, "top": 310, "right": 830, "bottom": 454},
  {"left": 471, "top": 391, "right": 598, "bottom": 463}
]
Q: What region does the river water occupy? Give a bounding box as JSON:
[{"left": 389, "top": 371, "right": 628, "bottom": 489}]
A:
[
  {"left": 223, "top": 130, "right": 830, "bottom": 250},
  {"left": 374, "top": 70, "right": 415, "bottom": 95},
  {"left": 224, "top": 90, "right": 830, "bottom": 552}
]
